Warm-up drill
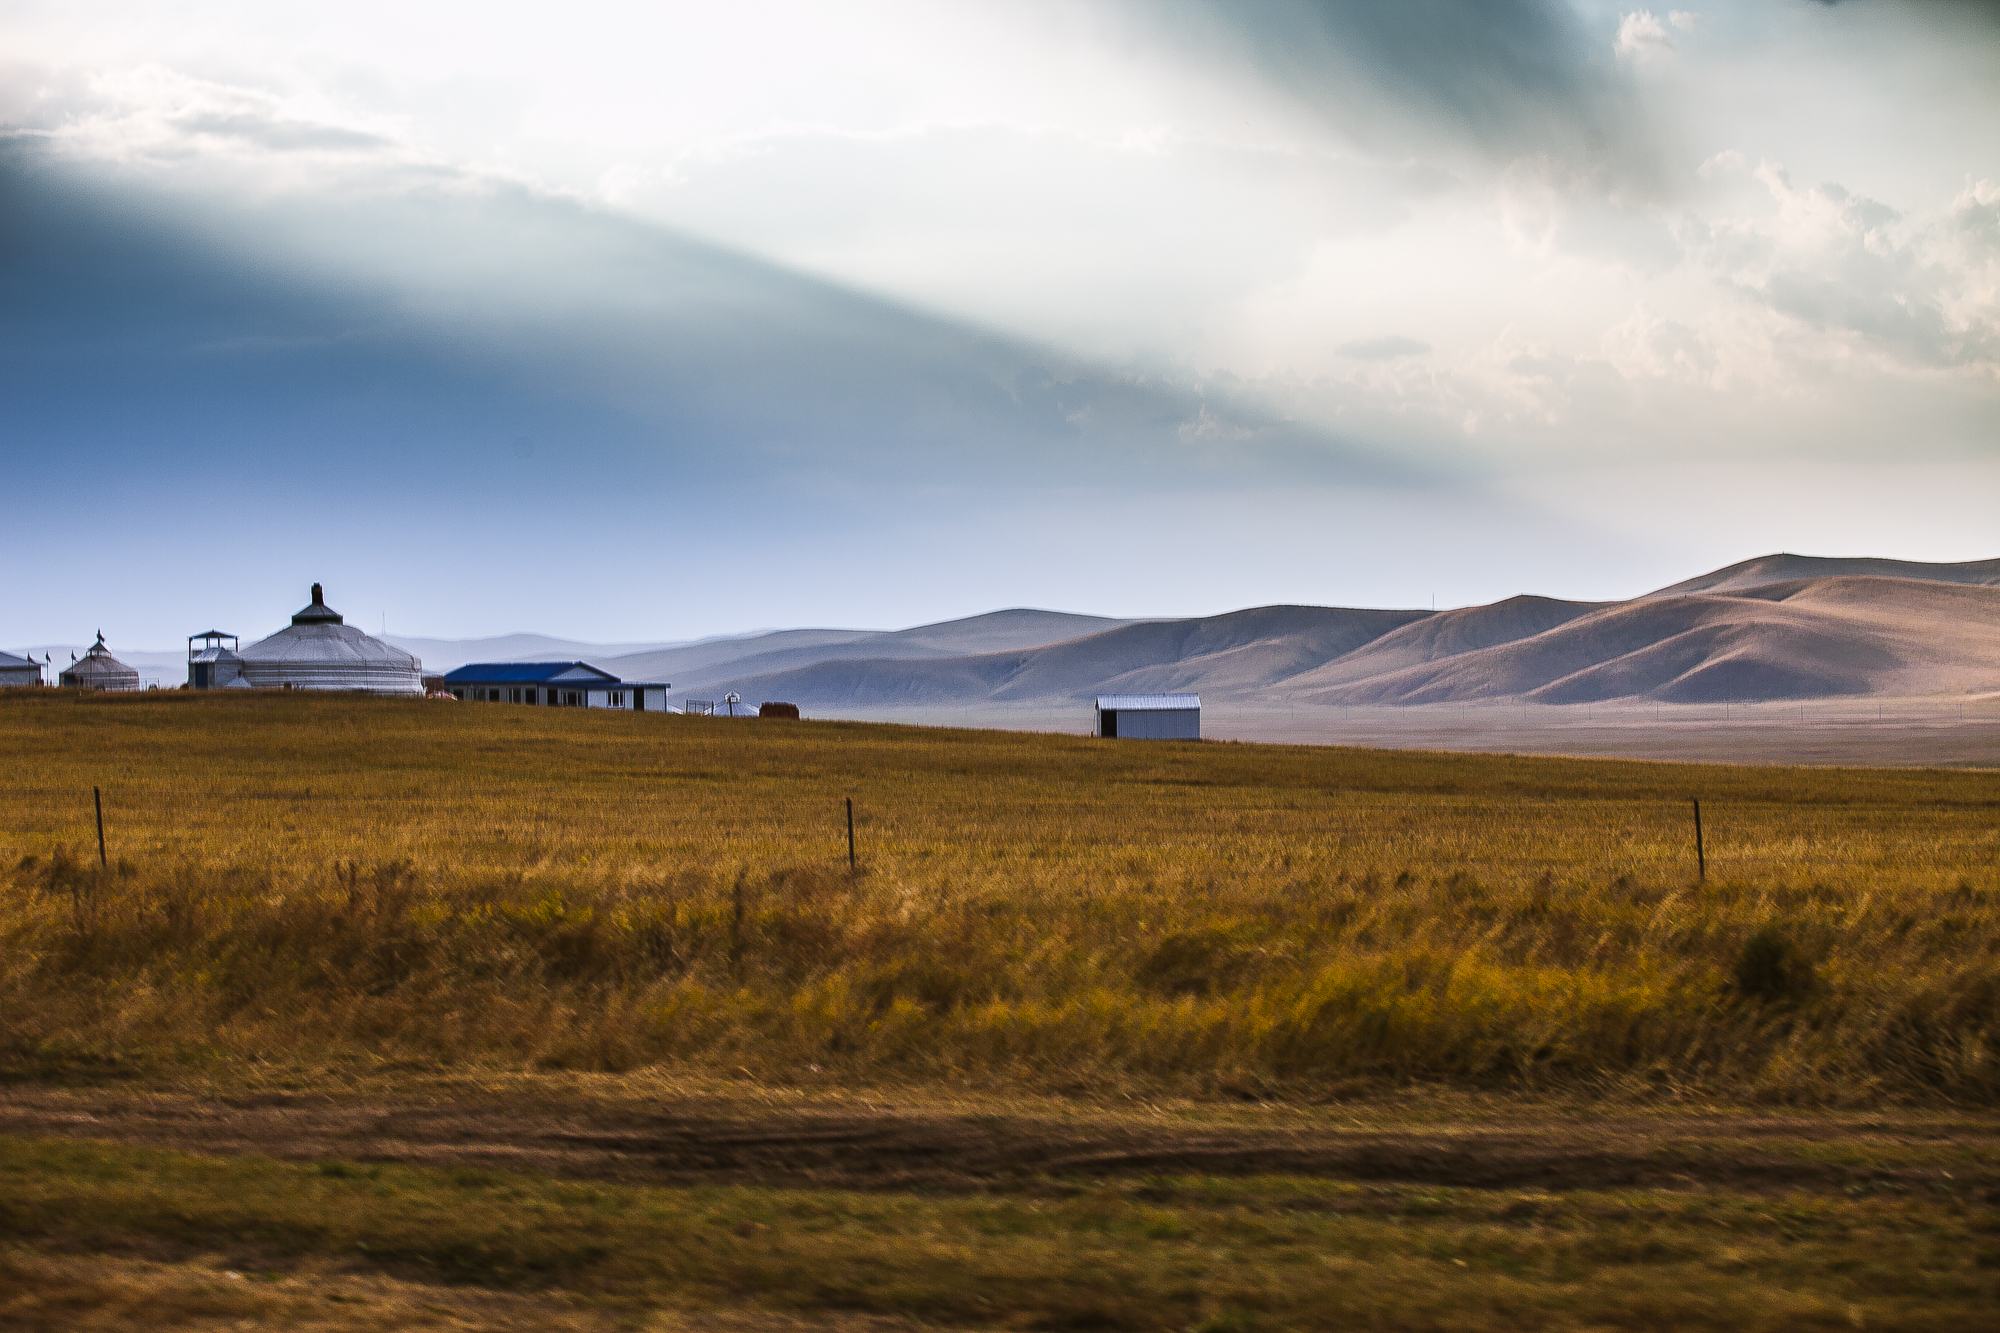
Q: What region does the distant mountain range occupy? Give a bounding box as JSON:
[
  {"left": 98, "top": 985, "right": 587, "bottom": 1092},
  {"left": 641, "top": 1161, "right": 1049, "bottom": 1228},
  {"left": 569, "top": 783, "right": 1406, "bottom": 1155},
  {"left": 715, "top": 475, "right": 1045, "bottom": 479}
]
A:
[
  {"left": 15, "top": 556, "right": 1998, "bottom": 703},
  {"left": 598, "top": 555, "right": 2000, "bottom": 707},
  {"left": 381, "top": 610, "right": 1137, "bottom": 678}
]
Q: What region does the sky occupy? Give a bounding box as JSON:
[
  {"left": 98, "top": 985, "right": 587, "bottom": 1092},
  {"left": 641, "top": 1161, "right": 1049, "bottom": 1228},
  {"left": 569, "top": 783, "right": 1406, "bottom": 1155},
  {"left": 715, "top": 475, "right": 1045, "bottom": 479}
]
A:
[{"left": 3, "top": 0, "right": 1997, "bottom": 646}]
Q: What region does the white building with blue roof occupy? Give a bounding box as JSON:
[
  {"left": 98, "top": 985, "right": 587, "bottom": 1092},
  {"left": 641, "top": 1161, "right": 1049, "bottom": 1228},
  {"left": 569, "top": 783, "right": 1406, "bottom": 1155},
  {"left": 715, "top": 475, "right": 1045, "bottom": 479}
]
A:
[{"left": 441, "top": 661, "right": 671, "bottom": 711}]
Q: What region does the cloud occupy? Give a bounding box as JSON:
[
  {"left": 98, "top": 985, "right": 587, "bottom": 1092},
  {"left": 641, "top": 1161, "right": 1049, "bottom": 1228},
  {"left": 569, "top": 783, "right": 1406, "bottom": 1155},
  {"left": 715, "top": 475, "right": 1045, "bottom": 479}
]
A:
[
  {"left": 0, "top": 139, "right": 1422, "bottom": 501},
  {"left": 2, "top": 0, "right": 1995, "bottom": 640},
  {"left": 1615, "top": 11, "right": 1675, "bottom": 59},
  {"left": 1685, "top": 163, "right": 2000, "bottom": 371},
  {"left": 1339, "top": 336, "right": 1432, "bottom": 360},
  {"left": 1601, "top": 308, "right": 1718, "bottom": 385},
  {"left": 1117, "top": 0, "right": 1661, "bottom": 186},
  {"left": 12, "top": 65, "right": 411, "bottom": 171},
  {"left": 173, "top": 111, "right": 392, "bottom": 154}
]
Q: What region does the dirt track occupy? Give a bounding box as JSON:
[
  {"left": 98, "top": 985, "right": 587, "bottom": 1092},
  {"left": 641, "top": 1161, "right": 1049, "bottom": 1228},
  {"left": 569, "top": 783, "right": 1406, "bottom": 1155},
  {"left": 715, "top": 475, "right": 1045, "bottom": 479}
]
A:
[{"left": 3, "top": 1086, "right": 1994, "bottom": 1197}]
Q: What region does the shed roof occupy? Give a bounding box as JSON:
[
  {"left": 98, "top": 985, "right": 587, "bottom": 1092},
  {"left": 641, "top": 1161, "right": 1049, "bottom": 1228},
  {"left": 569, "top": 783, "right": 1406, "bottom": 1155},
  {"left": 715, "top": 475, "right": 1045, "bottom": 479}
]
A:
[
  {"left": 1095, "top": 694, "right": 1201, "bottom": 711},
  {"left": 0, "top": 651, "right": 40, "bottom": 670},
  {"left": 442, "top": 661, "right": 621, "bottom": 684}
]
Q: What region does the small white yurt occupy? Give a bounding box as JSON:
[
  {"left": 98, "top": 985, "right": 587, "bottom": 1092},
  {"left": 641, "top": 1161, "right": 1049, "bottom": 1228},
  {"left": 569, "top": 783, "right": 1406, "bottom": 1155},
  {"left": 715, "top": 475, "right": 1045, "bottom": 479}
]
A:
[{"left": 238, "top": 584, "right": 423, "bottom": 695}]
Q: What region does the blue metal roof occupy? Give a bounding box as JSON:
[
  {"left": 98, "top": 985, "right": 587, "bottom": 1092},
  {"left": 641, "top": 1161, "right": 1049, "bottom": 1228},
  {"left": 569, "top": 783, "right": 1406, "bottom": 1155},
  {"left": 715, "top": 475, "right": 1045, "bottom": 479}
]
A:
[
  {"left": 1095, "top": 694, "right": 1201, "bottom": 711},
  {"left": 442, "top": 661, "right": 621, "bottom": 684}
]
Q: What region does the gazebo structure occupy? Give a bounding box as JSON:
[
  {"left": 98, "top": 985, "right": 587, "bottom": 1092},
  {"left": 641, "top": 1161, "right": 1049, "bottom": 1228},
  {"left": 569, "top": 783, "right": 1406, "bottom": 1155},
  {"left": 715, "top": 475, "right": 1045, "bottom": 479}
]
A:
[
  {"left": 59, "top": 633, "right": 141, "bottom": 691},
  {"left": 187, "top": 630, "right": 246, "bottom": 690},
  {"left": 238, "top": 584, "right": 423, "bottom": 694}
]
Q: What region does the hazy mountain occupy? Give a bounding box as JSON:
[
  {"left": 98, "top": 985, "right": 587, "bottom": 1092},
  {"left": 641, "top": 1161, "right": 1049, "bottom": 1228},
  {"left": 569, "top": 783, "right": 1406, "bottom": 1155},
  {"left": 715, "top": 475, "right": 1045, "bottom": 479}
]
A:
[
  {"left": 1646, "top": 554, "right": 2000, "bottom": 598},
  {"left": 610, "top": 609, "right": 1136, "bottom": 693},
  {"left": 712, "top": 606, "right": 1428, "bottom": 706},
  {"left": 697, "top": 557, "right": 2000, "bottom": 708},
  {"left": 1279, "top": 595, "right": 1607, "bottom": 695},
  {"left": 384, "top": 633, "right": 699, "bottom": 674},
  {"left": 1286, "top": 578, "right": 2000, "bottom": 704}
]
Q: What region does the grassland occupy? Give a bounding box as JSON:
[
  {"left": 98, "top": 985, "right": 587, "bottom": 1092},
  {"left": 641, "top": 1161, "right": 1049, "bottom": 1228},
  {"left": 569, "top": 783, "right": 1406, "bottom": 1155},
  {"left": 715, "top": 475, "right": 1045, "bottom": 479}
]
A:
[
  {"left": 3, "top": 689, "right": 1995, "bottom": 1098},
  {"left": 1, "top": 689, "right": 1997, "bottom": 1329}
]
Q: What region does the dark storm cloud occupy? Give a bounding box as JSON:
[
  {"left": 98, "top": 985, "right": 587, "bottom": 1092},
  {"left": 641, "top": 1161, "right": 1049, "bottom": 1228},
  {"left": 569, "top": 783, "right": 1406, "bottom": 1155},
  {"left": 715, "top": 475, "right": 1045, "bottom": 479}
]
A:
[{"left": 1125, "top": 0, "right": 1657, "bottom": 183}]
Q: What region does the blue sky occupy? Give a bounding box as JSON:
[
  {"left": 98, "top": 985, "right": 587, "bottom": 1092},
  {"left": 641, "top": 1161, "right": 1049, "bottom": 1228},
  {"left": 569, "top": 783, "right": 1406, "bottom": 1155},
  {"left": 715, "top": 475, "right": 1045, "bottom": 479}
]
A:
[{"left": 3, "top": 0, "right": 1997, "bottom": 645}]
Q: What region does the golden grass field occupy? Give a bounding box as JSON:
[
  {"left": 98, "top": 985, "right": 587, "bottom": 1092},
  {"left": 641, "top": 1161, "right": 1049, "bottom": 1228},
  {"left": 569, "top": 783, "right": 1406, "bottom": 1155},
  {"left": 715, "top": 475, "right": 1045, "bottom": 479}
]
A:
[{"left": 1, "top": 689, "right": 1996, "bottom": 1330}]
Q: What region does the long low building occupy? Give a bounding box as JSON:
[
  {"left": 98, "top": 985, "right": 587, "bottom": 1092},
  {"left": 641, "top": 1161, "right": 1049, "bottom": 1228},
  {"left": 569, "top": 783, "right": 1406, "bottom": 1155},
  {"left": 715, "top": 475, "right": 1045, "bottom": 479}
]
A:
[
  {"left": 442, "top": 662, "right": 671, "bottom": 711},
  {"left": 1095, "top": 693, "right": 1201, "bottom": 740},
  {"left": 0, "top": 650, "right": 45, "bottom": 688}
]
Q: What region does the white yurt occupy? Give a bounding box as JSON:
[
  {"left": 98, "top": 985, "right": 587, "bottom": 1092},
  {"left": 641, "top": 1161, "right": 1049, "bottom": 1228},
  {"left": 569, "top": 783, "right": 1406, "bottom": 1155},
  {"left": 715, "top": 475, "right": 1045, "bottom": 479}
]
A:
[
  {"left": 238, "top": 584, "right": 424, "bottom": 694},
  {"left": 59, "top": 633, "right": 141, "bottom": 691}
]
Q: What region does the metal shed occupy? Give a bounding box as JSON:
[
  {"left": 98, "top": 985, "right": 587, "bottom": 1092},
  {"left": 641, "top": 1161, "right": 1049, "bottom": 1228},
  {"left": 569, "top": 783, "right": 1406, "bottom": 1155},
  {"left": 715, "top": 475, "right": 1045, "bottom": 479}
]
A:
[
  {"left": 1095, "top": 693, "right": 1201, "bottom": 740},
  {"left": 0, "top": 650, "right": 45, "bottom": 688}
]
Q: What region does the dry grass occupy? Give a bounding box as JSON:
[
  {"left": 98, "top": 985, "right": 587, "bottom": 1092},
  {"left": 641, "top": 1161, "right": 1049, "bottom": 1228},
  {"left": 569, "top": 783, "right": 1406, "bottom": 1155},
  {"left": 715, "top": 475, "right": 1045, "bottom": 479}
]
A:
[
  {"left": 2, "top": 1135, "right": 1995, "bottom": 1332},
  {"left": 1, "top": 690, "right": 1997, "bottom": 1101},
  {"left": 0, "top": 1244, "right": 622, "bottom": 1332}
]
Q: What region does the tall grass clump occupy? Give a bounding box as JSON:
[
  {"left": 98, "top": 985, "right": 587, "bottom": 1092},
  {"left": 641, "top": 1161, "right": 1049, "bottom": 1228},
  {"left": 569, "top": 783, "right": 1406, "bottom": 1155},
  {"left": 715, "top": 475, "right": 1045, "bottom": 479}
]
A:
[
  {"left": 4, "top": 852, "right": 1997, "bottom": 1102},
  {"left": 0, "top": 690, "right": 1996, "bottom": 1101}
]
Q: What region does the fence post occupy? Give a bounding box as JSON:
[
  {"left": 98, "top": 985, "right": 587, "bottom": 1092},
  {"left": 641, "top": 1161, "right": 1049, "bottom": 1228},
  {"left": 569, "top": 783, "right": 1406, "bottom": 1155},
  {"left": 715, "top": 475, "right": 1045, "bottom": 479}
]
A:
[
  {"left": 93, "top": 787, "right": 107, "bottom": 868},
  {"left": 1692, "top": 798, "right": 1706, "bottom": 882}
]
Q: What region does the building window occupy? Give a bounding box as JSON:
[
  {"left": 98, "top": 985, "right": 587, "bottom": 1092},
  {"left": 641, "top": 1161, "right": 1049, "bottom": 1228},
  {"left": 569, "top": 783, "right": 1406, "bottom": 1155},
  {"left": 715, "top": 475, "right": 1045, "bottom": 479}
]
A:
[{"left": 610, "top": 691, "right": 625, "bottom": 708}]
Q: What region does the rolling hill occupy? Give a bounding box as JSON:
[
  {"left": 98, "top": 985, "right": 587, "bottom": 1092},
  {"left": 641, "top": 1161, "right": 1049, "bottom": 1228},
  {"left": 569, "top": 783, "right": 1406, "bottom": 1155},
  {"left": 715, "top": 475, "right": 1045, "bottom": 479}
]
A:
[
  {"left": 1644, "top": 554, "right": 2000, "bottom": 597},
  {"left": 687, "top": 557, "right": 2000, "bottom": 709},
  {"left": 703, "top": 606, "right": 1429, "bottom": 708},
  {"left": 602, "top": 609, "right": 1138, "bottom": 693}
]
